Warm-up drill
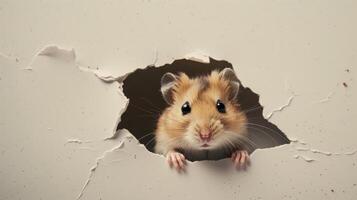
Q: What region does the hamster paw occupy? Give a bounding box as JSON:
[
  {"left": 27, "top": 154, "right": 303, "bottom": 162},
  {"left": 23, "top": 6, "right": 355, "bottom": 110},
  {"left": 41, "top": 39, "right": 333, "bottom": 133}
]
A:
[
  {"left": 166, "top": 151, "right": 186, "bottom": 172},
  {"left": 231, "top": 150, "right": 250, "bottom": 170}
]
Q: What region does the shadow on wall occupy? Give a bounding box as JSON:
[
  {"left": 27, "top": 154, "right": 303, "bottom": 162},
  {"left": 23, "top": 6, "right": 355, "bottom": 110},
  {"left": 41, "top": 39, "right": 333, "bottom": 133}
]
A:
[{"left": 116, "top": 58, "right": 290, "bottom": 161}]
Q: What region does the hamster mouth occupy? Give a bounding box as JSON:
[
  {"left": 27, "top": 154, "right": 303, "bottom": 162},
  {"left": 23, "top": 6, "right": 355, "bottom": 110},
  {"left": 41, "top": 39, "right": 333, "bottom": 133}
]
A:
[{"left": 201, "top": 144, "right": 210, "bottom": 148}]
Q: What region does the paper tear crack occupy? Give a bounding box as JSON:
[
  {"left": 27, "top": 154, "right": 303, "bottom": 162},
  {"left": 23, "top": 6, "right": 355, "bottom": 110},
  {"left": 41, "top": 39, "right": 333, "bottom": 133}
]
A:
[
  {"left": 66, "top": 139, "right": 83, "bottom": 144},
  {"left": 77, "top": 64, "right": 129, "bottom": 83},
  {"left": 296, "top": 146, "right": 357, "bottom": 157},
  {"left": 0, "top": 51, "right": 19, "bottom": 62},
  {"left": 344, "top": 150, "right": 357, "bottom": 155},
  {"left": 0, "top": 52, "right": 12, "bottom": 59},
  {"left": 292, "top": 138, "right": 357, "bottom": 161},
  {"left": 290, "top": 138, "right": 307, "bottom": 145},
  {"left": 310, "top": 149, "right": 332, "bottom": 156},
  {"left": 94, "top": 70, "right": 129, "bottom": 83},
  {"left": 296, "top": 147, "right": 310, "bottom": 151},
  {"left": 76, "top": 142, "right": 124, "bottom": 200},
  {"left": 150, "top": 50, "right": 159, "bottom": 67},
  {"left": 27, "top": 45, "right": 76, "bottom": 70},
  {"left": 184, "top": 51, "right": 210, "bottom": 63},
  {"left": 317, "top": 91, "right": 335, "bottom": 103},
  {"left": 104, "top": 98, "right": 130, "bottom": 141},
  {"left": 265, "top": 95, "right": 295, "bottom": 120},
  {"left": 294, "top": 155, "right": 315, "bottom": 162},
  {"left": 65, "top": 139, "right": 93, "bottom": 145},
  {"left": 38, "top": 45, "right": 76, "bottom": 60}
]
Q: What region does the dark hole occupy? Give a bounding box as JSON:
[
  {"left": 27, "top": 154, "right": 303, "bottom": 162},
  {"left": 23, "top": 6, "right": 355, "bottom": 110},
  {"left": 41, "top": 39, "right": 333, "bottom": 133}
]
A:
[{"left": 115, "top": 58, "right": 290, "bottom": 161}]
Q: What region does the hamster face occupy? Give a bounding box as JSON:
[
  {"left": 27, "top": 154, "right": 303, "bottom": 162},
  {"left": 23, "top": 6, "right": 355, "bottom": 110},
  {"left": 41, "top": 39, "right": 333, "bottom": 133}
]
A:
[{"left": 155, "top": 69, "right": 247, "bottom": 153}]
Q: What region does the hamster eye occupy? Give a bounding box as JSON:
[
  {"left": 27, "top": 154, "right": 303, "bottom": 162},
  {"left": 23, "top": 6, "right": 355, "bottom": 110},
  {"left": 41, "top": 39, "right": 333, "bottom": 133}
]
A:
[
  {"left": 181, "top": 101, "right": 191, "bottom": 115},
  {"left": 216, "top": 99, "right": 226, "bottom": 113}
]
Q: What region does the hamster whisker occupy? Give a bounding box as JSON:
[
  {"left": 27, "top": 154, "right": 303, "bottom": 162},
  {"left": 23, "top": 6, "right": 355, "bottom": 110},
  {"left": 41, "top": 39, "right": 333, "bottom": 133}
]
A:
[
  {"left": 131, "top": 104, "right": 160, "bottom": 115},
  {"left": 223, "top": 137, "right": 236, "bottom": 147},
  {"left": 241, "top": 105, "right": 264, "bottom": 114},
  {"left": 136, "top": 113, "right": 160, "bottom": 119},
  {"left": 139, "top": 97, "right": 163, "bottom": 111},
  {"left": 246, "top": 123, "right": 289, "bottom": 142},
  {"left": 210, "top": 127, "right": 220, "bottom": 136},
  {"left": 239, "top": 137, "right": 256, "bottom": 152},
  {"left": 224, "top": 131, "right": 258, "bottom": 150},
  {"left": 132, "top": 100, "right": 161, "bottom": 112},
  {"left": 228, "top": 138, "right": 253, "bottom": 153},
  {"left": 223, "top": 138, "right": 238, "bottom": 152},
  {"left": 145, "top": 136, "right": 156, "bottom": 147},
  {"left": 221, "top": 143, "right": 233, "bottom": 155},
  {"left": 246, "top": 126, "right": 279, "bottom": 144},
  {"left": 246, "top": 116, "right": 269, "bottom": 121},
  {"left": 136, "top": 132, "right": 155, "bottom": 142}
]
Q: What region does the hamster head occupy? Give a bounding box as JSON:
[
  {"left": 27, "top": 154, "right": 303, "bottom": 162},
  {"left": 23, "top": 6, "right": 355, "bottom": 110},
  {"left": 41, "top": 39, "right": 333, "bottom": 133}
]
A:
[{"left": 159, "top": 68, "right": 247, "bottom": 151}]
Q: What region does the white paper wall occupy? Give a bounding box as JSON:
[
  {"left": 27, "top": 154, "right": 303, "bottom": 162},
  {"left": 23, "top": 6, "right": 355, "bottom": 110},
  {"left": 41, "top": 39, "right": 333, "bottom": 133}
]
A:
[{"left": 1, "top": 0, "right": 356, "bottom": 199}]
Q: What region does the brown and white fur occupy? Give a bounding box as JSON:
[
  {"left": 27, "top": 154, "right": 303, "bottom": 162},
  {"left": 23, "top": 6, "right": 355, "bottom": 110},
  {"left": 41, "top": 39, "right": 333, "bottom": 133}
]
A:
[{"left": 155, "top": 68, "right": 249, "bottom": 171}]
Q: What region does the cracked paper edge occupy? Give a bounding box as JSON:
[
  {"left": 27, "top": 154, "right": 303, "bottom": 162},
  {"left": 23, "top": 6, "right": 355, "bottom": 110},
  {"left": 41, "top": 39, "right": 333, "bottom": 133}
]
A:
[
  {"left": 183, "top": 51, "right": 210, "bottom": 63},
  {"left": 265, "top": 95, "right": 295, "bottom": 120},
  {"left": 26, "top": 45, "right": 76, "bottom": 70},
  {"left": 291, "top": 138, "right": 357, "bottom": 162},
  {"left": 76, "top": 142, "right": 124, "bottom": 200},
  {"left": 93, "top": 50, "right": 211, "bottom": 83}
]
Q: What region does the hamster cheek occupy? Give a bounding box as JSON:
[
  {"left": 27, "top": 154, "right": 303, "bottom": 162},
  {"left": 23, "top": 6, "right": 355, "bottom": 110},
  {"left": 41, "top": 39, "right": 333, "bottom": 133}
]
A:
[{"left": 183, "top": 124, "right": 200, "bottom": 147}]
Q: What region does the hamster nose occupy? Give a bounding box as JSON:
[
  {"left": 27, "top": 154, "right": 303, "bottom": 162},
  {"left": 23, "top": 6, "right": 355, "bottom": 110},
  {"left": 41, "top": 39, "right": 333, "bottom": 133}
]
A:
[{"left": 199, "top": 128, "right": 212, "bottom": 142}]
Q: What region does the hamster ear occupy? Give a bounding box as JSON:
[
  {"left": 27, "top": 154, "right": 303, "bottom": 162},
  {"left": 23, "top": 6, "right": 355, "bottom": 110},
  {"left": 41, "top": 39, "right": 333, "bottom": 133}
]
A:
[
  {"left": 160, "top": 72, "right": 178, "bottom": 104},
  {"left": 219, "top": 68, "right": 240, "bottom": 100}
]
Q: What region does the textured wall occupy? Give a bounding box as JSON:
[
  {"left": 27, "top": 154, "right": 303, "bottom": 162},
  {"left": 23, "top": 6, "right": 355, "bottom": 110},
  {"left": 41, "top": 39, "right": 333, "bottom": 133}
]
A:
[{"left": 1, "top": 1, "right": 356, "bottom": 199}]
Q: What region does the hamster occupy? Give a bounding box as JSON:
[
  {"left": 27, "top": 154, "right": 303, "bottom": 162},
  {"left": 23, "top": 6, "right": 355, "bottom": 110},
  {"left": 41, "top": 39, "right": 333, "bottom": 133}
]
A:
[{"left": 154, "top": 68, "right": 250, "bottom": 171}]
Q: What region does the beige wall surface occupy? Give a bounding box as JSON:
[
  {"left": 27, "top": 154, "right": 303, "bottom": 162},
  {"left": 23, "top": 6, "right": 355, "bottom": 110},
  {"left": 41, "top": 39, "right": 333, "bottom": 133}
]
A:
[{"left": 0, "top": 0, "right": 356, "bottom": 199}]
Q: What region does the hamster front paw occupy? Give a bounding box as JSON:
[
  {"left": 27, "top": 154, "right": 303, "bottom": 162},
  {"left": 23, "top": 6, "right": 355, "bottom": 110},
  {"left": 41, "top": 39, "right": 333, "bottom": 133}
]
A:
[
  {"left": 166, "top": 151, "right": 186, "bottom": 172},
  {"left": 231, "top": 150, "right": 250, "bottom": 170}
]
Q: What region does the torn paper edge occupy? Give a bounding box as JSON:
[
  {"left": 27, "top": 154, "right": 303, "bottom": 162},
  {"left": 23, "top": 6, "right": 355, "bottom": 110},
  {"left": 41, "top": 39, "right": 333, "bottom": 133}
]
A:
[
  {"left": 37, "top": 45, "right": 76, "bottom": 58},
  {"left": 76, "top": 142, "right": 124, "bottom": 200},
  {"left": 310, "top": 149, "right": 332, "bottom": 156},
  {"left": 265, "top": 95, "right": 295, "bottom": 120},
  {"left": 294, "top": 155, "right": 315, "bottom": 162},
  {"left": 292, "top": 137, "right": 357, "bottom": 158},
  {"left": 290, "top": 138, "right": 307, "bottom": 145},
  {"left": 26, "top": 45, "right": 76, "bottom": 70},
  {"left": 93, "top": 50, "right": 211, "bottom": 83},
  {"left": 65, "top": 139, "right": 94, "bottom": 145},
  {"left": 104, "top": 99, "right": 130, "bottom": 140},
  {"left": 65, "top": 139, "right": 83, "bottom": 144},
  {"left": 183, "top": 50, "right": 210, "bottom": 63}
]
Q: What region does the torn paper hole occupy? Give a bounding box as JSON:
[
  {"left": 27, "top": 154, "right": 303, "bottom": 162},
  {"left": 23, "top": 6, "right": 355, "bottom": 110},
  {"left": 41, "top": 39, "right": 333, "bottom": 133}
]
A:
[{"left": 113, "top": 57, "right": 290, "bottom": 161}]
